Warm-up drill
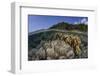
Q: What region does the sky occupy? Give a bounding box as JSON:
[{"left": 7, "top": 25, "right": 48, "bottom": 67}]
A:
[{"left": 28, "top": 15, "right": 88, "bottom": 32}]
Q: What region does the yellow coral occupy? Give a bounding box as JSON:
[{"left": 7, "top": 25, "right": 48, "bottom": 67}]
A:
[{"left": 56, "top": 33, "right": 81, "bottom": 56}]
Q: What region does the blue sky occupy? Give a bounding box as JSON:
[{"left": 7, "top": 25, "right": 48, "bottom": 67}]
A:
[{"left": 28, "top": 15, "right": 88, "bottom": 32}]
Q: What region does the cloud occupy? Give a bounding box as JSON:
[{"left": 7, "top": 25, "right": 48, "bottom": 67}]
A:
[
  {"left": 80, "top": 18, "right": 88, "bottom": 25},
  {"left": 74, "top": 18, "right": 88, "bottom": 25}
]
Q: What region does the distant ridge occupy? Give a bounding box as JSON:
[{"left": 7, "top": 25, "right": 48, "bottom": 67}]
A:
[{"left": 49, "top": 22, "right": 88, "bottom": 32}]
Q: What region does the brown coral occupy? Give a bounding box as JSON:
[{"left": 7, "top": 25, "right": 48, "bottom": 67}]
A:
[{"left": 55, "top": 33, "right": 81, "bottom": 56}]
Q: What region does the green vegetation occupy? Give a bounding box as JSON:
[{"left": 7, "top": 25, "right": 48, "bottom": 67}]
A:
[{"left": 49, "top": 22, "right": 88, "bottom": 32}]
